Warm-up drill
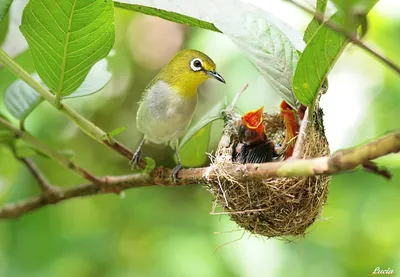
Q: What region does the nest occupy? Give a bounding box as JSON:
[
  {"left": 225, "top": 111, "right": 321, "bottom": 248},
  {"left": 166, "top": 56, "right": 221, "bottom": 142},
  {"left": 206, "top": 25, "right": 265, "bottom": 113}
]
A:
[{"left": 208, "top": 107, "right": 330, "bottom": 239}]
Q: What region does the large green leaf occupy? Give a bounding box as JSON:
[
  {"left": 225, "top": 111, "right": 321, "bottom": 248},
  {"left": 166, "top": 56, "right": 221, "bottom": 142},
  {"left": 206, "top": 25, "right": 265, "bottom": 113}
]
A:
[
  {"left": 178, "top": 83, "right": 225, "bottom": 165},
  {"left": 332, "top": 0, "right": 379, "bottom": 15},
  {"left": 332, "top": 0, "right": 378, "bottom": 37},
  {"left": 20, "top": 0, "right": 115, "bottom": 98},
  {"left": 114, "top": 2, "right": 220, "bottom": 32},
  {"left": 4, "top": 72, "right": 43, "bottom": 120},
  {"left": 304, "top": 0, "right": 328, "bottom": 43},
  {"left": 0, "top": 0, "right": 12, "bottom": 22},
  {"left": 115, "top": 0, "right": 305, "bottom": 109},
  {"left": 63, "top": 58, "right": 112, "bottom": 99},
  {"left": 179, "top": 93, "right": 225, "bottom": 150},
  {"left": 5, "top": 58, "right": 112, "bottom": 120},
  {"left": 215, "top": 15, "right": 300, "bottom": 109},
  {"left": 179, "top": 124, "right": 212, "bottom": 167},
  {"left": 292, "top": 2, "right": 377, "bottom": 106}
]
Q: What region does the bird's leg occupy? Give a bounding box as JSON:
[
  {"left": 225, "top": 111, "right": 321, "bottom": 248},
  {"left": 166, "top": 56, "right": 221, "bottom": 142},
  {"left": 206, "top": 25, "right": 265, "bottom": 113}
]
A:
[
  {"left": 171, "top": 148, "right": 183, "bottom": 183},
  {"left": 129, "top": 137, "right": 145, "bottom": 169}
]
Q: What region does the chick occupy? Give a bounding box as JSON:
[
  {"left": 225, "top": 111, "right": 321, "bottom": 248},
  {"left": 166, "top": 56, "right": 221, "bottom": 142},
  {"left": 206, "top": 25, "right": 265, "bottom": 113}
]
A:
[{"left": 233, "top": 106, "right": 277, "bottom": 164}]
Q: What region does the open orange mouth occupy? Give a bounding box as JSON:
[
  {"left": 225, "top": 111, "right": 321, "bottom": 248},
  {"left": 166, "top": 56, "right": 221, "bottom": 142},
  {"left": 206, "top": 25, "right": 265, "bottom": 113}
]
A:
[
  {"left": 242, "top": 106, "right": 264, "bottom": 136},
  {"left": 280, "top": 101, "right": 300, "bottom": 158}
]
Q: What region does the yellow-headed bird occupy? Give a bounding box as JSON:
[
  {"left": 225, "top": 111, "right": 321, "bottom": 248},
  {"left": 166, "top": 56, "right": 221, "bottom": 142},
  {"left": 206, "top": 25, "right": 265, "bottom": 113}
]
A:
[{"left": 131, "top": 49, "right": 225, "bottom": 180}]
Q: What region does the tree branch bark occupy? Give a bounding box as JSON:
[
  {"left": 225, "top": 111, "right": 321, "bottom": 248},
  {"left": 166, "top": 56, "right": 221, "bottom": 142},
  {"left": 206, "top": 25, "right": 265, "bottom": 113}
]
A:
[
  {"left": 1, "top": 130, "right": 398, "bottom": 219},
  {"left": 19, "top": 158, "right": 57, "bottom": 192},
  {"left": 0, "top": 117, "right": 102, "bottom": 185}
]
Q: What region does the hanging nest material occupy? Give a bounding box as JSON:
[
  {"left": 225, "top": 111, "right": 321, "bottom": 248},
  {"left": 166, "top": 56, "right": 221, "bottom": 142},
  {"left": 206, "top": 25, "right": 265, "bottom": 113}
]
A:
[{"left": 208, "top": 105, "right": 330, "bottom": 239}]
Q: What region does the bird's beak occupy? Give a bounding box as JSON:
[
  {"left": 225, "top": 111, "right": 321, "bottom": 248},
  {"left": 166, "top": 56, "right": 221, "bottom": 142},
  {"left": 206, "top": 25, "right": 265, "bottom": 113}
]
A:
[
  {"left": 206, "top": 70, "right": 226, "bottom": 84},
  {"left": 242, "top": 106, "right": 264, "bottom": 130}
]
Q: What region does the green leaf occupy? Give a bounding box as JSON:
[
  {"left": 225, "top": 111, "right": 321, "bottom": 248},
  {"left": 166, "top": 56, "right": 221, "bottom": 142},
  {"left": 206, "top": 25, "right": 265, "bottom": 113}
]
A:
[
  {"left": 115, "top": 0, "right": 305, "bottom": 108},
  {"left": 215, "top": 15, "right": 300, "bottom": 109},
  {"left": 5, "top": 58, "right": 112, "bottom": 120},
  {"left": 143, "top": 157, "right": 156, "bottom": 174},
  {"left": 107, "top": 126, "right": 127, "bottom": 141},
  {"left": 114, "top": 2, "right": 220, "bottom": 32},
  {"left": 331, "top": 0, "right": 377, "bottom": 36},
  {"left": 179, "top": 124, "right": 213, "bottom": 167},
  {"left": 292, "top": 2, "right": 377, "bottom": 106},
  {"left": 178, "top": 90, "right": 225, "bottom": 167},
  {"left": 0, "top": 0, "right": 12, "bottom": 22},
  {"left": 4, "top": 72, "right": 43, "bottom": 120},
  {"left": 0, "top": 11, "right": 9, "bottom": 45},
  {"left": 304, "top": 0, "right": 328, "bottom": 43},
  {"left": 179, "top": 94, "right": 225, "bottom": 150},
  {"left": 63, "top": 58, "right": 112, "bottom": 99},
  {"left": 331, "top": 0, "right": 379, "bottom": 15},
  {"left": 20, "top": 0, "right": 115, "bottom": 97}
]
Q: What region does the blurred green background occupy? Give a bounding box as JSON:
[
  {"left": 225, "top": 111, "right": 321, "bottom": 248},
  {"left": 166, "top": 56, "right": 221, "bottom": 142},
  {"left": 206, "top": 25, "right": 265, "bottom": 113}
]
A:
[{"left": 0, "top": 1, "right": 399, "bottom": 276}]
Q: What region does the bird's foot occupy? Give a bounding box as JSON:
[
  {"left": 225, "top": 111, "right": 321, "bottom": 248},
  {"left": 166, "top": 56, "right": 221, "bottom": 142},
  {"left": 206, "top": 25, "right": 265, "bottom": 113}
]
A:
[
  {"left": 171, "top": 163, "right": 183, "bottom": 183},
  {"left": 129, "top": 149, "right": 141, "bottom": 170}
]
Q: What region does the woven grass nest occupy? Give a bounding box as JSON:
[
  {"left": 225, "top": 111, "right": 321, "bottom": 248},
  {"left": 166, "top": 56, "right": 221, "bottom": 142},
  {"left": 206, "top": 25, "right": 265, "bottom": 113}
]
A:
[{"left": 208, "top": 105, "right": 331, "bottom": 239}]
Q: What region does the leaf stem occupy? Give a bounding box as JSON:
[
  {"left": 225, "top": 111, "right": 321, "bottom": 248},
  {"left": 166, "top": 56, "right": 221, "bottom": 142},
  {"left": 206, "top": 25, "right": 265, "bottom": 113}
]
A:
[
  {"left": 55, "top": 93, "right": 62, "bottom": 109},
  {"left": 0, "top": 48, "right": 134, "bottom": 159}
]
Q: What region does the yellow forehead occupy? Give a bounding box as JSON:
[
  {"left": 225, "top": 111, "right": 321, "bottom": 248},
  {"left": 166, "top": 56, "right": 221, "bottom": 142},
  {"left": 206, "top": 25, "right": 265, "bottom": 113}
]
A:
[{"left": 172, "top": 49, "right": 216, "bottom": 71}]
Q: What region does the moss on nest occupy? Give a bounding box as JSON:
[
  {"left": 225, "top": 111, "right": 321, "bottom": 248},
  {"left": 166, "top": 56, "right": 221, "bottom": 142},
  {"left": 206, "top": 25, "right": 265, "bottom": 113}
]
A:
[{"left": 208, "top": 107, "right": 330, "bottom": 239}]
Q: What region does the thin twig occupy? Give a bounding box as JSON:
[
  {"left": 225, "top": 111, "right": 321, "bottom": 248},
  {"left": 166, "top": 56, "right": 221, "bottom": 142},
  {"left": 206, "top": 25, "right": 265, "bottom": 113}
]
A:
[
  {"left": 0, "top": 117, "right": 102, "bottom": 185},
  {"left": 20, "top": 158, "right": 55, "bottom": 192},
  {"left": 1, "top": 130, "right": 399, "bottom": 219},
  {"left": 8, "top": 143, "right": 57, "bottom": 192},
  {"left": 286, "top": 0, "right": 400, "bottom": 75},
  {"left": 291, "top": 108, "right": 309, "bottom": 159},
  {"left": 228, "top": 84, "right": 248, "bottom": 112},
  {"left": 362, "top": 161, "right": 391, "bottom": 180}
]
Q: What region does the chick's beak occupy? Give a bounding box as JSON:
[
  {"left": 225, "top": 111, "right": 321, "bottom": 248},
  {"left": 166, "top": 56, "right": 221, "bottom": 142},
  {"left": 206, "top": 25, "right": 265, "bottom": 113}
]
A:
[{"left": 206, "top": 70, "right": 226, "bottom": 84}]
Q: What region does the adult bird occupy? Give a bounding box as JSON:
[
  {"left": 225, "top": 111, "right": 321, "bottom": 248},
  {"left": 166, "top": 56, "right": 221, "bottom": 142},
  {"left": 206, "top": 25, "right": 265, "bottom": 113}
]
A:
[{"left": 130, "top": 49, "right": 225, "bottom": 180}]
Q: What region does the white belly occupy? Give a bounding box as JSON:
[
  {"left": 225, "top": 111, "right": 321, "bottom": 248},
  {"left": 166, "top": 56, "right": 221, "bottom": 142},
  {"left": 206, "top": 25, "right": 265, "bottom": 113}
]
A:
[{"left": 136, "top": 81, "right": 197, "bottom": 148}]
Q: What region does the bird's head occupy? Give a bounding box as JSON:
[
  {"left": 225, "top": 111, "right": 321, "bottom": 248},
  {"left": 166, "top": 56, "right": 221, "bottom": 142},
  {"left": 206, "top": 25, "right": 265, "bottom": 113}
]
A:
[
  {"left": 158, "top": 49, "right": 225, "bottom": 98},
  {"left": 238, "top": 106, "right": 266, "bottom": 144}
]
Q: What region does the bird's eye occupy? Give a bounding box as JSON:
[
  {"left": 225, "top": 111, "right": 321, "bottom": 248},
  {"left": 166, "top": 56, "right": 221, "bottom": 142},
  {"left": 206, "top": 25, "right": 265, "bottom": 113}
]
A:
[{"left": 190, "top": 58, "right": 203, "bottom": 71}]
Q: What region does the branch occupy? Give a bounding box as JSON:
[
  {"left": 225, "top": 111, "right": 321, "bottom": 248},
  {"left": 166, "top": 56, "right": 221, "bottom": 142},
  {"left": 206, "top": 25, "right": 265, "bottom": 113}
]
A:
[
  {"left": 7, "top": 143, "right": 57, "bottom": 192},
  {"left": 0, "top": 48, "right": 134, "bottom": 161},
  {"left": 291, "top": 107, "right": 309, "bottom": 159},
  {"left": 0, "top": 117, "right": 102, "bottom": 185},
  {"left": 286, "top": 0, "right": 400, "bottom": 75},
  {"left": 228, "top": 84, "right": 248, "bottom": 112},
  {"left": 1, "top": 130, "right": 398, "bottom": 219},
  {"left": 19, "top": 158, "right": 56, "bottom": 192}
]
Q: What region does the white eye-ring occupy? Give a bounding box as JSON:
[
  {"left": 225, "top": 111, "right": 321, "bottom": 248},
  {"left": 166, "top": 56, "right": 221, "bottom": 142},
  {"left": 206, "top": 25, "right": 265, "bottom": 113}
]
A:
[{"left": 190, "top": 58, "right": 203, "bottom": 71}]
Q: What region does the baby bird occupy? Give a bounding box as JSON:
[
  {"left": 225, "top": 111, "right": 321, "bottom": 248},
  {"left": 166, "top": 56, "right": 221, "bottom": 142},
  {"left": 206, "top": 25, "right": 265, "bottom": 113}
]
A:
[
  {"left": 234, "top": 106, "right": 277, "bottom": 164},
  {"left": 131, "top": 49, "right": 225, "bottom": 180}
]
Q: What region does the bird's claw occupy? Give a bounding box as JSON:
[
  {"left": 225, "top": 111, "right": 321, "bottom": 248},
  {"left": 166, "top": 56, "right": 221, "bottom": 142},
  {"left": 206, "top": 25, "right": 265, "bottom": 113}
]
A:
[
  {"left": 129, "top": 150, "right": 141, "bottom": 170},
  {"left": 171, "top": 163, "right": 183, "bottom": 183}
]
